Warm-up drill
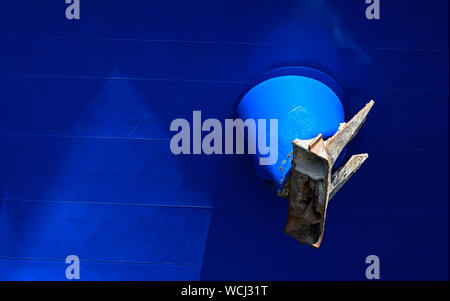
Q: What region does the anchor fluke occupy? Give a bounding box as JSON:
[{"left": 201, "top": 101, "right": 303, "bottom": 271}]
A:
[{"left": 284, "top": 100, "right": 374, "bottom": 247}]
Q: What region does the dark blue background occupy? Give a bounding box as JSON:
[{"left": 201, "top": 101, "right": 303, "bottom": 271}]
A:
[{"left": 0, "top": 0, "right": 448, "bottom": 280}]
